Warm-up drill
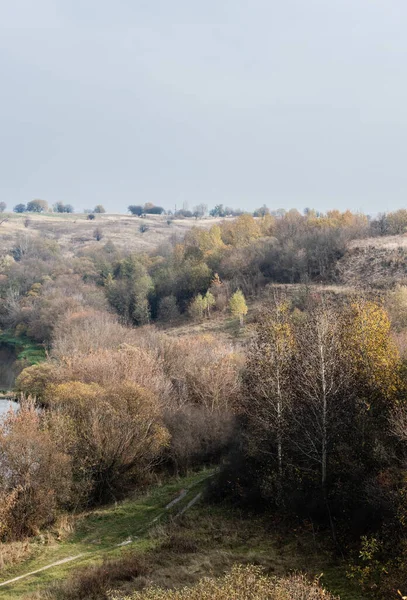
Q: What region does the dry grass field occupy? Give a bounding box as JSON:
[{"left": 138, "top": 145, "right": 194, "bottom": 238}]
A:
[
  {"left": 339, "top": 234, "right": 407, "bottom": 287},
  {"left": 0, "top": 212, "right": 226, "bottom": 256}
]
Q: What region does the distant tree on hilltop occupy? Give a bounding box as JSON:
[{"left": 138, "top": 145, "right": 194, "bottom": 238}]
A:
[{"left": 27, "top": 199, "right": 48, "bottom": 213}]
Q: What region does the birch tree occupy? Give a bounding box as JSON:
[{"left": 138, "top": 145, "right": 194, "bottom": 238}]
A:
[
  {"left": 291, "top": 306, "right": 351, "bottom": 489},
  {"left": 244, "top": 300, "right": 294, "bottom": 486}
]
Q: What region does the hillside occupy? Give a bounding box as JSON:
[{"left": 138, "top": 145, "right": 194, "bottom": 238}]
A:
[
  {"left": 0, "top": 212, "right": 225, "bottom": 255},
  {"left": 0, "top": 472, "right": 363, "bottom": 600},
  {"left": 339, "top": 234, "right": 407, "bottom": 288}
]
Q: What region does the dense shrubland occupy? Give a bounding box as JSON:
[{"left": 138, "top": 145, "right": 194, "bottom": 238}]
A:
[{"left": 2, "top": 208, "right": 407, "bottom": 597}]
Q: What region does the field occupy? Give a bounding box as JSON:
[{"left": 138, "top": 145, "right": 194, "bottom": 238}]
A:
[{"left": 0, "top": 212, "right": 225, "bottom": 255}]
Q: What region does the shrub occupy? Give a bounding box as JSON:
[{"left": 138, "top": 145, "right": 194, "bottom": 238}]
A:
[
  {"left": 0, "top": 400, "right": 72, "bottom": 540},
  {"left": 93, "top": 227, "right": 104, "bottom": 241},
  {"left": 113, "top": 565, "right": 338, "bottom": 600},
  {"left": 52, "top": 553, "right": 147, "bottom": 600}
]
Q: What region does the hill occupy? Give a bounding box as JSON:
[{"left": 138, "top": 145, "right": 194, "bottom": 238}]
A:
[
  {"left": 0, "top": 212, "right": 225, "bottom": 256},
  {"left": 339, "top": 234, "right": 407, "bottom": 288}
]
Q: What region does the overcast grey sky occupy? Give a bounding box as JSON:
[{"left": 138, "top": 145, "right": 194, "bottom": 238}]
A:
[{"left": 1, "top": 1, "right": 407, "bottom": 214}]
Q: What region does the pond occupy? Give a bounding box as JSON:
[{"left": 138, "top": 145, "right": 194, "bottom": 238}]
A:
[{"left": 0, "top": 399, "right": 18, "bottom": 416}]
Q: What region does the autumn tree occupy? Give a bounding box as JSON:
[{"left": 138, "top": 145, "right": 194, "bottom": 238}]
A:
[
  {"left": 94, "top": 204, "right": 106, "bottom": 213},
  {"left": 188, "top": 293, "right": 206, "bottom": 321},
  {"left": 0, "top": 400, "right": 72, "bottom": 539},
  {"left": 229, "top": 290, "right": 248, "bottom": 326},
  {"left": 344, "top": 299, "right": 401, "bottom": 402},
  {"left": 204, "top": 290, "right": 215, "bottom": 317},
  {"left": 244, "top": 300, "right": 294, "bottom": 486}
]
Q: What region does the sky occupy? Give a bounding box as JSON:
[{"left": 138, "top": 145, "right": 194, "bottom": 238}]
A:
[{"left": 1, "top": 0, "right": 407, "bottom": 215}]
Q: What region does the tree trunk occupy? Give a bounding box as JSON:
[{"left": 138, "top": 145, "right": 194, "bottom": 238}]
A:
[{"left": 319, "top": 329, "right": 327, "bottom": 488}]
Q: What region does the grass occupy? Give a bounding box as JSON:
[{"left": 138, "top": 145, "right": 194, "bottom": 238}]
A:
[
  {"left": 0, "top": 331, "right": 46, "bottom": 367},
  {"left": 0, "top": 469, "right": 368, "bottom": 600},
  {"left": 0, "top": 470, "right": 212, "bottom": 598},
  {"left": 0, "top": 212, "right": 225, "bottom": 256}
]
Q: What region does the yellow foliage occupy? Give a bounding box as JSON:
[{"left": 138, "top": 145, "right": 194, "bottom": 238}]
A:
[
  {"left": 345, "top": 300, "right": 401, "bottom": 399},
  {"left": 221, "top": 215, "right": 261, "bottom": 247},
  {"left": 113, "top": 564, "right": 337, "bottom": 600}
]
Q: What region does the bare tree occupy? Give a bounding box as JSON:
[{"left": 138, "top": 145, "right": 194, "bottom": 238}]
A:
[
  {"left": 290, "top": 306, "right": 351, "bottom": 489},
  {"left": 244, "top": 298, "right": 294, "bottom": 485}
]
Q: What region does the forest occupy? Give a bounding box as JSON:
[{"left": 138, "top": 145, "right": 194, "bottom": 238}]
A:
[{"left": 1, "top": 206, "right": 407, "bottom": 598}]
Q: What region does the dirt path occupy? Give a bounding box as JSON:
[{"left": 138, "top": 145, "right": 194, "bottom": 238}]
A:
[{"left": 0, "top": 488, "right": 204, "bottom": 592}]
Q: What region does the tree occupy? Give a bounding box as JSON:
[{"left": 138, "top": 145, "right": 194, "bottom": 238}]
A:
[
  {"left": 291, "top": 306, "right": 351, "bottom": 490},
  {"left": 210, "top": 204, "right": 226, "bottom": 217},
  {"left": 13, "top": 204, "right": 26, "bottom": 213},
  {"left": 94, "top": 205, "right": 106, "bottom": 214},
  {"left": 144, "top": 205, "right": 164, "bottom": 215},
  {"left": 204, "top": 290, "right": 215, "bottom": 318},
  {"left": 188, "top": 294, "right": 206, "bottom": 321},
  {"left": 53, "top": 202, "right": 74, "bottom": 213},
  {"left": 193, "top": 204, "right": 208, "bottom": 218},
  {"left": 229, "top": 290, "right": 248, "bottom": 326},
  {"left": 345, "top": 299, "right": 401, "bottom": 401},
  {"left": 157, "top": 295, "right": 180, "bottom": 323},
  {"left": 253, "top": 204, "right": 270, "bottom": 217},
  {"left": 27, "top": 199, "right": 48, "bottom": 213},
  {"left": 244, "top": 300, "right": 294, "bottom": 486},
  {"left": 128, "top": 205, "right": 143, "bottom": 216},
  {"left": 0, "top": 399, "right": 72, "bottom": 540},
  {"left": 105, "top": 256, "right": 153, "bottom": 325},
  {"left": 0, "top": 202, "right": 6, "bottom": 212}
]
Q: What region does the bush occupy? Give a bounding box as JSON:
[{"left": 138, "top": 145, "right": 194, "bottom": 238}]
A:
[
  {"left": 0, "top": 400, "right": 72, "bottom": 540},
  {"left": 113, "top": 565, "right": 338, "bottom": 600},
  {"left": 52, "top": 553, "right": 147, "bottom": 600}
]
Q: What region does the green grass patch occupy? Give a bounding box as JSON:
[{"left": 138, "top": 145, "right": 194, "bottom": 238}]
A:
[
  {"left": 0, "top": 470, "right": 213, "bottom": 598},
  {"left": 0, "top": 331, "right": 46, "bottom": 366}
]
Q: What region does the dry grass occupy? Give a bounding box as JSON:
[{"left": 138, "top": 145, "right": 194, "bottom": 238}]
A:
[
  {"left": 0, "top": 213, "right": 226, "bottom": 255},
  {"left": 0, "top": 540, "right": 32, "bottom": 570}
]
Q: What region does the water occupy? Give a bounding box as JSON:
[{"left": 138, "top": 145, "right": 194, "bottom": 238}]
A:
[
  {"left": 0, "top": 399, "right": 18, "bottom": 416},
  {"left": 0, "top": 345, "right": 19, "bottom": 416},
  {"left": 0, "top": 346, "right": 18, "bottom": 390}
]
